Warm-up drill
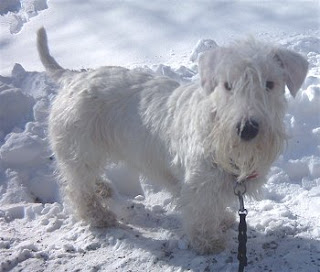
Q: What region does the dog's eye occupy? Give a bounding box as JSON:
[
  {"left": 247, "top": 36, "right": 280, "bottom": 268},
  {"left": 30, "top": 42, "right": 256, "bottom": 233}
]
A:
[
  {"left": 224, "top": 82, "right": 232, "bottom": 91},
  {"left": 266, "top": 81, "right": 274, "bottom": 91}
]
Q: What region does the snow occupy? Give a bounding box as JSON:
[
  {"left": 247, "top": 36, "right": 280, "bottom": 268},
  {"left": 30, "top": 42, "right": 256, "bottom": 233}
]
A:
[{"left": 0, "top": 1, "right": 319, "bottom": 271}]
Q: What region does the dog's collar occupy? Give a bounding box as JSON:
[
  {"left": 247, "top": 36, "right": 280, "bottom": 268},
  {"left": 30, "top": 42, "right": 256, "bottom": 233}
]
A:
[
  {"left": 233, "top": 171, "right": 258, "bottom": 182},
  {"left": 227, "top": 160, "right": 258, "bottom": 181},
  {"left": 213, "top": 159, "right": 258, "bottom": 181},
  {"left": 246, "top": 171, "right": 258, "bottom": 180}
]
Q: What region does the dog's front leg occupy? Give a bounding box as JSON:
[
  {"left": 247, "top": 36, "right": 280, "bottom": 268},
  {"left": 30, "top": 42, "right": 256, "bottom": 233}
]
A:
[{"left": 180, "top": 169, "right": 235, "bottom": 254}]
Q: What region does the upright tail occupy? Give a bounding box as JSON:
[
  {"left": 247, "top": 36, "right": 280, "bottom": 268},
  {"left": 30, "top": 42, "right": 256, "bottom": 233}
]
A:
[{"left": 37, "top": 27, "right": 64, "bottom": 76}]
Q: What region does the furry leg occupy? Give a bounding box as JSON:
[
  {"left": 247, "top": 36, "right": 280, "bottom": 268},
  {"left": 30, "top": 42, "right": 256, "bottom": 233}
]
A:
[
  {"left": 180, "top": 172, "right": 235, "bottom": 254},
  {"left": 59, "top": 163, "right": 117, "bottom": 227}
]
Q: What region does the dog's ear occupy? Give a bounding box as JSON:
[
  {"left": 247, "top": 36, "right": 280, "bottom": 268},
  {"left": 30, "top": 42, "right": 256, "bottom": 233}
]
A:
[
  {"left": 198, "top": 48, "right": 221, "bottom": 95},
  {"left": 274, "top": 48, "right": 309, "bottom": 97}
]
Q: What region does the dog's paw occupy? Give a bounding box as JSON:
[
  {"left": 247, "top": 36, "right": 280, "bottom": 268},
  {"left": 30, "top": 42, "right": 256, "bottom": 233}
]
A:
[
  {"left": 88, "top": 206, "right": 117, "bottom": 228},
  {"left": 188, "top": 229, "right": 226, "bottom": 254},
  {"left": 183, "top": 210, "right": 235, "bottom": 254},
  {"left": 79, "top": 196, "right": 118, "bottom": 228},
  {"left": 89, "top": 210, "right": 117, "bottom": 228}
]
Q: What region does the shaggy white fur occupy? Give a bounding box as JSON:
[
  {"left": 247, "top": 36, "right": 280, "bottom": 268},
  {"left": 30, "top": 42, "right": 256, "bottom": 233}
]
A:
[{"left": 37, "top": 27, "right": 308, "bottom": 253}]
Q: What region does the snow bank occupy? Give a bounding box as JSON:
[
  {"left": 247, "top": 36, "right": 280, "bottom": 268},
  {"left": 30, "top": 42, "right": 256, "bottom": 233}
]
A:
[
  {"left": 0, "top": 84, "right": 34, "bottom": 139},
  {"left": 0, "top": 0, "right": 48, "bottom": 34},
  {"left": 0, "top": 63, "right": 58, "bottom": 205}
]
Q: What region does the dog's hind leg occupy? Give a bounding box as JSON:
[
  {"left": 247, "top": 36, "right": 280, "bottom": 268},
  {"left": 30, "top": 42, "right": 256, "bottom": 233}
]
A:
[
  {"left": 50, "top": 119, "right": 117, "bottom": 227},
  {"left": 58, "top": 157, "right": 117, "bottom": 227},
  {"left": 48, "top": 85, "right": 119, "bottom": 227}
]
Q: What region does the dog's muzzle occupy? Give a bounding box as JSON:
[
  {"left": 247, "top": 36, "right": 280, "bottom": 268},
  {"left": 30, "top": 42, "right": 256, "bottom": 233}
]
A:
[{"left": 236, "top": 119, "right": 259, "bottom": 141}]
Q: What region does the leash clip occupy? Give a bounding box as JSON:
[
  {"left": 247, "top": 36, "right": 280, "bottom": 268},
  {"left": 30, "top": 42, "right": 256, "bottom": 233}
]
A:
[{"left": 234, "top": 181, "right": 247, "bottom": 213}]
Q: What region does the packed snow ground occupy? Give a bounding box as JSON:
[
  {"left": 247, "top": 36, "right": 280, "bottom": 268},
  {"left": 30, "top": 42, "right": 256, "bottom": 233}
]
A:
[{"left": 0, "top": 1, "right": 320, "bottom": 272}]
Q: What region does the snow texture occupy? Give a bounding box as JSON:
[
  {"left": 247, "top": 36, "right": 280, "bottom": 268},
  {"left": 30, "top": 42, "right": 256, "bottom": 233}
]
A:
[{"left": 0, "top": 1, "right": 320, "bottom": 271}]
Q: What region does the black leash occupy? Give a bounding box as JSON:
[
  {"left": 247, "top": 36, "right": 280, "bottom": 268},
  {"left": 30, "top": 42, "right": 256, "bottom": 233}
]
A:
[{"left": 234, "top": 182, "right": 248, "bottom": 272}]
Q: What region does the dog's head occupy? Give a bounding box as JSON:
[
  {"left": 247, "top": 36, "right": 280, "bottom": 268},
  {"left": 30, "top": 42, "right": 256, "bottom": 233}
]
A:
[
  {"left": 199, "top": 40, "right": 308, "bottom": 97},
  {"left": 198, "top": 39, "right": 309, "bottom": 179}
]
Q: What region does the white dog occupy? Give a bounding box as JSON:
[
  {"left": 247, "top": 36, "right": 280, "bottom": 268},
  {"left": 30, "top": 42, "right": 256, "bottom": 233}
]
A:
[{"left": 37, "top": 27, "right": 308, "bottom": 253}]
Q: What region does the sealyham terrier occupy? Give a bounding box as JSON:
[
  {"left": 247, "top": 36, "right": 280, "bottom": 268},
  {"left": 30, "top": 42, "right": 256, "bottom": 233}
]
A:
[{"left": 37, "top": 27, "right": 308, "bottom": 253}]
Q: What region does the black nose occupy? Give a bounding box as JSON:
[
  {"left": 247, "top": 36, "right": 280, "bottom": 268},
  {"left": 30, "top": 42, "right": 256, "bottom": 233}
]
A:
[{"left": 237, "top": 119, "right": 259, "bottom": 141}]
